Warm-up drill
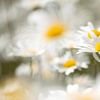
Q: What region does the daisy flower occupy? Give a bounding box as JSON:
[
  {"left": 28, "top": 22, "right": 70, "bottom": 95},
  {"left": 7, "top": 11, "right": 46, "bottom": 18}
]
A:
[
  {"left": 51, "top": 51, "right": 89, "bottom": 75},
  {"left": 66, "top": 84, "right": 95, "bottom": 100},
  {"left": 27, "top": 8, "right": 69, "bottom": 54},
  {"left": 4, "top": 0, "right": 91, "bottom": 58},
  {"left": 76, "top": 22, "right": 100, "bottom": 62},
  {"left": 27, "top": 0, "right": 90, "bottom": 55}
]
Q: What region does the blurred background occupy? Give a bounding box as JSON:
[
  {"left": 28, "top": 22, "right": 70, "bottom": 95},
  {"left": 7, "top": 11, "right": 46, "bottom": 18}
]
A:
[{"left": 0, "top": 0, "right": 100, "bottom": 100}]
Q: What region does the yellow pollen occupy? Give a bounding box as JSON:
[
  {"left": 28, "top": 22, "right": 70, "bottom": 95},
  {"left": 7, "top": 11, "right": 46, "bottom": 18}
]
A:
[
  {"left": 45, "top": 22, "right": 65, "bottom": 39},
  {"left": 88, "top": 29, "right": 100, "bottom": 39},
  {"left": 95, "top": 41, "right": 100, "bottom": 51},
  {"left": 63, "top": 58, "right": 76, "bottom": 68}
]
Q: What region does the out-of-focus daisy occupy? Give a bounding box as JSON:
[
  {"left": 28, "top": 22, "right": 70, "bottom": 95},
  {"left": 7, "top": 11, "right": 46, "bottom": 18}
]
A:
[
  {"left": 51, "top": 51, "right": 89, "bottom": 75},
  {"left": 4, "top": 0, "right": 91, "bottom": 58},
  {"left": 66, "top": 84, "right": 95, "bottom": 100},
  {"left": 76, "top": 22, "right": 100, "bottom": 61},
  {"left": 27, "top": 8, "right": 69, "bottom": 54},
  {"left": 27, "top": 0, "right": 90, "bottom": 54}
]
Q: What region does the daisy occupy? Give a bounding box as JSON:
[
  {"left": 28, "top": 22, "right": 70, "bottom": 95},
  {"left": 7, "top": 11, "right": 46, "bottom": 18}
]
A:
[
  {"left": 4, "top": 0, "right": 91, "bottom": 58},
  {"left": 27, "top": 0, "right": 90, "bottom": 55},
  {"left": 76, "top": 22, "right": 100, "bottom": 62},
  {"left": 66, "top": 84, "right": 95, "bottom": 100},
  {"left": 27, "top": 8, "right": 69, "bottom": 54},
  {"left": 51, "top": 51, "right": 89, "bottom": 75}
]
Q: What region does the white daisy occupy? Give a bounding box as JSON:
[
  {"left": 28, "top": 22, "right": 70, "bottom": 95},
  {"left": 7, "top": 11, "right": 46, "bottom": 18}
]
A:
[
  {"left": 66, "top": 84, "right": 94, "bottom": 100},
  {"left": 51, "top": 51, "right": 89, "bottom": 75},
  {"left": 77, "top": 22, "right": 100, "bottom": 52},
  {"left": 76, "top": 22, "right": 100, "bottom": 62},
  {"left": 27, "top": 0, "right": 90, "bottom": 55},
  {"left": 27, "top": 9, "right": 70, "bottom": 54},
  {"left": 5, "top": 0, "right": 91, "bottom": 58}
]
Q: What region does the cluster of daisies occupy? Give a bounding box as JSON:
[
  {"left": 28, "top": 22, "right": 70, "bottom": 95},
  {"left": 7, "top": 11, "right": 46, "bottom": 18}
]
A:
[
  {"left": 2, "top": 0, "right": 98, "bottom": 79},
  {"left": 76, "top": 22, "right": 100, "bottom": 62},
  {"left": 8, "top": 0, "right": 94, "bottom": 77}
]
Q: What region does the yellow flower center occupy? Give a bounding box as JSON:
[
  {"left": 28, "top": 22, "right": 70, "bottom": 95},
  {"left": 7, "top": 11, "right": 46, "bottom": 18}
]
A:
[
  {"left": 95, "top": 41, "right": 100, "bottom": 51},
  {"left": 45, "top": 22, "right": 65, "bottom": 39},
  {"left": 88, "top": 29, "right": 100, "bottom": 39},
  {"left": 63, "top": 58, "right": 76, "bottom": 68}
]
